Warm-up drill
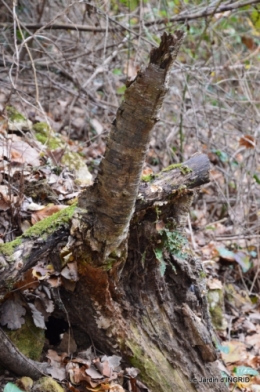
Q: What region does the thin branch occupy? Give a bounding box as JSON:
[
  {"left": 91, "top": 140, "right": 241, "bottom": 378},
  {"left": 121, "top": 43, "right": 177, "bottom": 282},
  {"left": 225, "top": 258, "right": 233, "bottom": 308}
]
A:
[
  {"left": 146, "top": 0, "right": 260, "bottom": 26},
  {"left": 1, "top": 0, "right": 258, "bottom": 32}
]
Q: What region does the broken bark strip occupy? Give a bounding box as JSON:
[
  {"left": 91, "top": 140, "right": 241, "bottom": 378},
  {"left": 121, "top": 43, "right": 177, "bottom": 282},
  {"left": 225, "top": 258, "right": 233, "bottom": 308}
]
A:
[{"left": 78, "top": 32, "right": 185, "bottom": 257}]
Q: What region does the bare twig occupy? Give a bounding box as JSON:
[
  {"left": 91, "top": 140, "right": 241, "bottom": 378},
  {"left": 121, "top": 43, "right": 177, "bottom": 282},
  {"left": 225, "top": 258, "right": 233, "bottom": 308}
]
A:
[{"left": 1, "top": 0, "right": 258, "bottom": 32}]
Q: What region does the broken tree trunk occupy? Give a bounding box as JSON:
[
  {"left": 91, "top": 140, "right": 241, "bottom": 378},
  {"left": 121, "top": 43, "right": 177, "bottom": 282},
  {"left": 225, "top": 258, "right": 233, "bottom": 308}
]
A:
[{"left": 0, "top": 32, "right": 228, "bottom": 392}]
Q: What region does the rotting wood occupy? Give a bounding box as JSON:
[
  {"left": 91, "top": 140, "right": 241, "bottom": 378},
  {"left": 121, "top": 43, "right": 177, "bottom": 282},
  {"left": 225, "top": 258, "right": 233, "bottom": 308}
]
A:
[
  {"left": 0, "top": 328, "right": 48, "bottom": 379},
  {"left": 0, "top": 153, "right": 208, "bottom": 291}
]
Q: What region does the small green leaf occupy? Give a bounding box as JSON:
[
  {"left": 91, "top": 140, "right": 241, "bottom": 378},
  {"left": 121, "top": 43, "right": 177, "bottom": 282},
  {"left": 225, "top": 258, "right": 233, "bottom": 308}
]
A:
[
  {"left": 4, "top": 383, "right": 24, "bottom": 392},
  {"left": 129, "top": 0, "right": 138, "bottom": 11},
  {"left": 159, "top": 10, "right": 167, "bottom": 17},
  {"left": 231, "top": 160, "right": 239, "bottom": 168},
  {"left": 119, "top": 0, "right": 138, "bottom": 11},
  {"left": 129, "top": 17, "right": 138, "bottom": 25},
  {"left": 116, "top": 85, "right": 126, "bottom": 95},
  {"left": 154, "top": 248, "right": 166, "bottom": 276},
  {"left": 253, "top": 174, "right": 260, "bottom": 184},
  {"left": 112, "top": 68, "right": 122, "bottom": 76},
  {"left": 233, "top": 366, "right": 259, "bottom": 376},
  {"left": 158, "top": 258, "right": 166, "bottom": 276},
  {"left": 251, "top": 8, "right": 260, "bottom": 30},
  {"left": 205, "top": 225, "right": 216, "bottom": 231},
  {"left": 16, "top": 29, "right": 30, "bottom": 41},
  {"left": 250, "top": 295, "right": 258, "bottom": 304},
  {"left": 154, "top": 248, "right": 163, "bottom": 261},
  {"left": 212, "top": 149, "right": 229, "bottom": 163}
]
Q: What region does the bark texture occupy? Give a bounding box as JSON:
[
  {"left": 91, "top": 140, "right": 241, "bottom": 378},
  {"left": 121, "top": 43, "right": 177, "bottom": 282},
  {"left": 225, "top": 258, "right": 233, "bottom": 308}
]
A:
[
  {"left": 59, "top": 153, "right": 227, "bottom": 392},
  {"left": 0, "top": 154, "right": 228, "bottom": 391},
  {"left": 78, "top": 31, "right": 185, "bottom": 259},
  {"left": 0, "top": 33, "right": 229, "bottom": 392}
]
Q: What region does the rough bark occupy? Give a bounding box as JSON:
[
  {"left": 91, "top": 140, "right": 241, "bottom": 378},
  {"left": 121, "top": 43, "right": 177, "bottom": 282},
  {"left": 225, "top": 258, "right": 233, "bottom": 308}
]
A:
[
  {"left": 0, "top": 33, "right": 229, "bottom": 392},
  {"left": 78, "top": 31, "right": 185, "bottom": 259},
  {"left": 0, "top": 153, "right": 227, "bottom": 391},
  {"left": 136, "top": 153, "right": 210, "bottom": 213},
  {"left": 0, "top": 153, "right": 207, "bottom": 293}
]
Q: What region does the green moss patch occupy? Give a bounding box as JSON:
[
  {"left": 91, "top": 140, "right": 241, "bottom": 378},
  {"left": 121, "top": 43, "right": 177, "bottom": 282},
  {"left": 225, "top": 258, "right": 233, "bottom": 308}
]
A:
[
  {"left": 6, "top": 106, "right": 32, "bottom": 131},
  {"left": 33, "top": 122, "right": 61, "bottom": 149},
  {"left": 0, "top": 205, "right": 76, "bottom": 258},
  {"left": 6, "top": 106, "right": 27, "bottom": 122},
  {"left": 33, "top": 377, "right": 65, "bottom": 392},
  {"left": 4, "top": 314, "right": 45, "bottom": 361},
  {"left": 180, "top": 165, "right": 192, "bottom": 175},
  {"left": 33, "top": 122, "right": 92, "bottom": 185},
  {"left": 162, "top": 163, "right": 192, "bottom": 175},
  {"left": 141, "top": 173, "right": 157, "bottom": 182},
  {"left": 127, "top": 324, "right": 180, "bottom": 391},
  {"left": 0, "top": 237, "right": 22, "bottom": 257},
  {"left": 162, "top": 163, "right": 182, "bottom": 172},
  {"left": 23, "top": 204, "right": 76, "bottom": 239}
]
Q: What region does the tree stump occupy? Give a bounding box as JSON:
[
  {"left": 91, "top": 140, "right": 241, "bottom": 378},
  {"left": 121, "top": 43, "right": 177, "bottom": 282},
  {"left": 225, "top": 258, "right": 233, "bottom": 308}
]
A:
[{"left": 0, "top": 32, "right": 228, "bottom": 392}]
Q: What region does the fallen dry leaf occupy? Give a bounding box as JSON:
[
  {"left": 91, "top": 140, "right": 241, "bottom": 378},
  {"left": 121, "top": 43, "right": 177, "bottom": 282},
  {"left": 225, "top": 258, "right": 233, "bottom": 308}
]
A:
[
  {"left": 207, "top": 278, "right": 223, "bottom": 290},
  {"left": 107, "top": 384, "right": 124, "bottom": 392},
  {"left": 46, "top": 349, "right": 67, "bottom": 381},
  {"left": 156, "top": 220, "right": 165, "bottom": 231},
  {"left": 0, "top": 136, "right": 41, "bottom": 166},
  {"left": 142, "top": 167, "right": 153, "bottom": 176},
  {"left": 239, "top": 134, "right": 256, "bottom": 149},
  {"left": 31, "top": 204, "right": 67, "bottom": 224},
  {"left": 0, "top": 298, "right": 26, "bottom": 330},
  {"left": 32, "top": 264, "right": 54, "bottom": 280},
  {"left": 246, "top": 326, "right": 260, "bottom": 352},
  {"left": 61, "top": 262, "right": 78, "bottom": 282},
  {"left": 90, "top": 118, "right": 103, "bottom": 135},
  {"left": 86, "top": 365, "right": 104, "bottom": 379},
  {"left": 221, "top": 341, "right": 248, "bottom": 364},
  {"left": 241, "top": 36, "right": 256, "bottom": 50},
  {"left": 28, "top": 302, "right": 46, "bottom": 329}
]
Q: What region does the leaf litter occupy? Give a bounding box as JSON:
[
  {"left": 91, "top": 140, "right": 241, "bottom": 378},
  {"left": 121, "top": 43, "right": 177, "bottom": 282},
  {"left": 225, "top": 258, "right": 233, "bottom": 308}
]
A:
[
  {"left": 0, "top": 109, "right": 93, "bottom": 244},
  {"left": 0, "top": 108, "right": 259, "bottom": 392},
  {"left": 46, "top": 347, "right": 141, "bottom": 392},
  {"left": 0, "top": 15, "right": 260, "bottom": 387}
]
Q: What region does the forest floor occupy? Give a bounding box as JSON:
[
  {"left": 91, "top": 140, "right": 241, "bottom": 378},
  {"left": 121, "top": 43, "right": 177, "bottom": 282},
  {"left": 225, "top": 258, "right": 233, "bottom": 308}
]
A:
[
  {"left": 1, "top": 1, "right": 260, "bottom": 391},
  {"left": 0, "top": 93, "right": 260, "bottom": 392}
]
